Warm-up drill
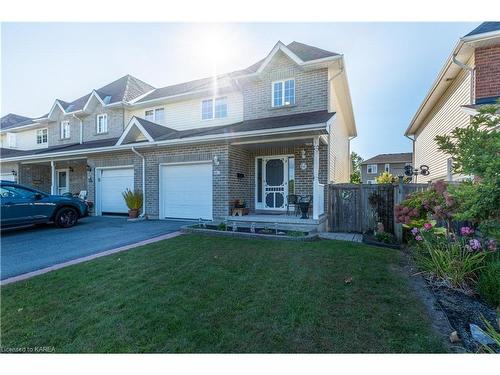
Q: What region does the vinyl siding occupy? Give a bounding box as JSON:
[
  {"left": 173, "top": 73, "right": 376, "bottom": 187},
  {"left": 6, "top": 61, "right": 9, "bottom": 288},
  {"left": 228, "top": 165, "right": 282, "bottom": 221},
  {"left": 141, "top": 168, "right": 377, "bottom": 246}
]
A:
[
  {"left": 414, "top": 58, "right": 472, "bottom": 183},
  {"left": 1, "top": 128, "right": 49, "bottom": 150},
  {"left": 128, "top": 91, "right": 243, "bottom": 131}
]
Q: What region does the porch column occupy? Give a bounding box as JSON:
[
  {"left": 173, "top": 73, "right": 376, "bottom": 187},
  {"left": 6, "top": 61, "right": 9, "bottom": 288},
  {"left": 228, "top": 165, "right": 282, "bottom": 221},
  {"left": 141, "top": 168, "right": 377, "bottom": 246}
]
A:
[
  {"left": 50, "top": 160, "right": 56, "bottom": 195},
  {"left": 312, "top": 136, "right": 320, "bottom": 220}
]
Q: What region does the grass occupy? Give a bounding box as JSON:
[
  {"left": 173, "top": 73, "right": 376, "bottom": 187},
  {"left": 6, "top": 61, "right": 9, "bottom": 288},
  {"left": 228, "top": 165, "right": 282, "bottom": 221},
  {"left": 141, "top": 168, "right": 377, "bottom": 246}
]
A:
[{"left": 0, "top": 235, "right": 446, "bottom": 353}]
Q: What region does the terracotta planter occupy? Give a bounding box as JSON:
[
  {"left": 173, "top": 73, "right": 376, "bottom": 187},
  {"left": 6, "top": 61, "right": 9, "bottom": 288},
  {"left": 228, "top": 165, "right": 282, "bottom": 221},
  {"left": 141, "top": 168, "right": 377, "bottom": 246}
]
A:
[{"left": 128, "top": 209, "right": 140, "bottom": 219}]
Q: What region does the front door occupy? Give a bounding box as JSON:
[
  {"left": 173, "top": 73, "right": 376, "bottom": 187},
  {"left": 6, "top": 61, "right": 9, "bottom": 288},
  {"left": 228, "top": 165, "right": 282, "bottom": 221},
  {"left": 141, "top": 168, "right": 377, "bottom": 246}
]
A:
[
  {"left": 56, "top": 169, "right": 69, "bottom": 195},
  {"left": 263, "top": 157, "right": 288, "bottom": 210}
]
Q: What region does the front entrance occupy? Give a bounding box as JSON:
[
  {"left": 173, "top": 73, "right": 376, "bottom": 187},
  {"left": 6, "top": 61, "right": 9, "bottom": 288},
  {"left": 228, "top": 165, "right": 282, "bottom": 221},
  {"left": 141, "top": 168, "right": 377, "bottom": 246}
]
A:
[
  {"left": 56, "top": 169, "right": 69, "bottom": 195},
  {"left": 255, "top": 156, "right": 292, "bottom": 210}
]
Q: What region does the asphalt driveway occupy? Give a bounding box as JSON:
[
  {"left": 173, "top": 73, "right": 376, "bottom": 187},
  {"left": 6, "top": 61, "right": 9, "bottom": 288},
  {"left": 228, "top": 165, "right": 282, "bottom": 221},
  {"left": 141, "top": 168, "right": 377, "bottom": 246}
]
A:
[{"left": 1, "top": 216, "right": 190, "bottom": 280}]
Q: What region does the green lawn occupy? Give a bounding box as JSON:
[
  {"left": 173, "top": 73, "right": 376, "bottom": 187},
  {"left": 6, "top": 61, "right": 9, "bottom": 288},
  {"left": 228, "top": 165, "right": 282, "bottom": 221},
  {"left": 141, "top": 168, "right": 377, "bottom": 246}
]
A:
[{"left": 0, "top": 235, "right": 446, "bottom": 353}]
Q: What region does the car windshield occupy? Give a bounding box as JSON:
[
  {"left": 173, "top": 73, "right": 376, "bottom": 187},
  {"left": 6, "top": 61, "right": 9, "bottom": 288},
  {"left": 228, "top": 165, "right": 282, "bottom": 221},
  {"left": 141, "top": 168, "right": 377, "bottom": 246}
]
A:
[{"left": 0, "top": 185, "right": 39, "bottom": 199}]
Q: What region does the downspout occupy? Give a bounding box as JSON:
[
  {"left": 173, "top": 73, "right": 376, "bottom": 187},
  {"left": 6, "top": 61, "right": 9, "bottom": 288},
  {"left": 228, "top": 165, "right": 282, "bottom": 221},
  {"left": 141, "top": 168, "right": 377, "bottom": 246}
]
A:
[
  {"left": 72, "top": 114, "right": 83, "bottom": 144},
  {"left": 405, "top": 134, "right": 416, "bottom": 182},
  {"left": 452, "top": 54, "right": 475, "bottom": 104},
  {"left": 131, "top": 146, "right": 146, "bottom": 218}
]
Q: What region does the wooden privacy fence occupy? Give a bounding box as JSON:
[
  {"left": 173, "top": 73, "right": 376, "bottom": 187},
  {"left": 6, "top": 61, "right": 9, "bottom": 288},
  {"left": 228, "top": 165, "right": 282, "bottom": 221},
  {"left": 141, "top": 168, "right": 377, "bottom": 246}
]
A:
[{"left": 328, "top": 183, "right": 428, "bottom": 240}]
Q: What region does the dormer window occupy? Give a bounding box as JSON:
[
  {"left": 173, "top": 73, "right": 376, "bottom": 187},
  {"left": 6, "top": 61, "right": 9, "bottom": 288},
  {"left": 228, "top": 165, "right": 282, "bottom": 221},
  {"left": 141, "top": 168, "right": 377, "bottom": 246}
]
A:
[
  {"left": 272, "top": 79, "right": 295, "bottom": 107},
  {"left": 36, "top": 128, "right": 48, "bottom": 144},
  {"left": 202, "top": 97, "right": 227, "bottom": 120},
  {"left": 96, "top": 114, "right": 108, "bottom": 134},
  {"left": 60, "top": 120, "right": 70, "bottom": 139}
]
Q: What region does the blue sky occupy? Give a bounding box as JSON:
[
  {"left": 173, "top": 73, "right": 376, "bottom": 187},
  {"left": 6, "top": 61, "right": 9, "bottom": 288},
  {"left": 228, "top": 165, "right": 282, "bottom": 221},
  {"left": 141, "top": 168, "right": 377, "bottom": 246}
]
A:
[{"left": 1, "top": 22, "right": 477, "bottom": 159}]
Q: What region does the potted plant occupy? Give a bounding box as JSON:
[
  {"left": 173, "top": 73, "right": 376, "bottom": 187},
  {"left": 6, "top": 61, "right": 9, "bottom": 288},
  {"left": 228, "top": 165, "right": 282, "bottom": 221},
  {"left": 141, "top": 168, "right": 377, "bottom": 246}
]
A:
[
  {"left": 235, "top": 199, "right": 246, "bottom": 208},
  {"left": 122, "top": 189, "right": 143, "bottom": 219}
]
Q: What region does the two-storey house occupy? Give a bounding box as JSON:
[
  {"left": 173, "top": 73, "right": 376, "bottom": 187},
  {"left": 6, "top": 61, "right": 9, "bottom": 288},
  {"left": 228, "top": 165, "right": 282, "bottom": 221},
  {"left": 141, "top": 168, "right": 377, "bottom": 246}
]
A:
[
  {"left": 1, "top": 41, "right": 357, "bottom": 231},
  {"left": 405, "top": 22, "right": 500, "bottom": 183},
  {"left": 361, "top": 153, "right": 412, "bottom": 184}
]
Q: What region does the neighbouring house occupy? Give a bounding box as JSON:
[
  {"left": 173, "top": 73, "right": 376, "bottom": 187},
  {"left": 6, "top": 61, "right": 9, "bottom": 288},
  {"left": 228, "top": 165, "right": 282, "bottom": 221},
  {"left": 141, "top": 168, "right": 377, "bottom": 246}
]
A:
[
  {"left": 360, "top": 153, "right": 412, "bottom": 184},
  {"left": 405, "top": 22, "right": 500, "bottom": 183},
  {"left": 0, "top": 41, "right": 357, "bottom": 231}
]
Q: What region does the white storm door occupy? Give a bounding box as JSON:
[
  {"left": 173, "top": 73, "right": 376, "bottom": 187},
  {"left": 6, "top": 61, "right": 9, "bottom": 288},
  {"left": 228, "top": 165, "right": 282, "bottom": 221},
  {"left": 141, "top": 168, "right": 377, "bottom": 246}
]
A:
[
  {"left": 56, "top": 169, "right": 69, "bottom": 195},
  {"left": 263, "top": 157, "right": 288, "bottom": 210}
]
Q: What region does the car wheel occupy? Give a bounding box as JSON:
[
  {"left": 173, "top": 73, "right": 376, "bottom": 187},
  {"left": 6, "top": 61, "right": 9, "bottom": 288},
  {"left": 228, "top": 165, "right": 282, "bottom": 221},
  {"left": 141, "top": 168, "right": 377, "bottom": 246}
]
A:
[{"left": 54, "top": 207, "right": 79, "bottom": 228}]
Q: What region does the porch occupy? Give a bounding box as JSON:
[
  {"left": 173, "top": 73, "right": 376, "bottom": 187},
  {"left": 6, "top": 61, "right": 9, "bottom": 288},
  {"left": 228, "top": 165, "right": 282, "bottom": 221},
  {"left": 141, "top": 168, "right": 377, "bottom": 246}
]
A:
[
  {"left": 225, "top": 133, "right": 329, "bottom": 231},
  {"left": 18, "top": 158, "right": 89, "bottom": 197}
]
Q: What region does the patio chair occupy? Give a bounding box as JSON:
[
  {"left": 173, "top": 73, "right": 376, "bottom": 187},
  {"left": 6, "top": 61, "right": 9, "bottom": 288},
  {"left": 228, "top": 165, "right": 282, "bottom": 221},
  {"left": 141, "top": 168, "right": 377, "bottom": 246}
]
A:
[
  {"left": 286, "top": 194, "right": 300, "bottom": 216},
  {"left": 78, "top": 190, "right": 88, "bottom": 200},
  {"left": 299, "top": 195, "right": 313, "bottom": 217}
]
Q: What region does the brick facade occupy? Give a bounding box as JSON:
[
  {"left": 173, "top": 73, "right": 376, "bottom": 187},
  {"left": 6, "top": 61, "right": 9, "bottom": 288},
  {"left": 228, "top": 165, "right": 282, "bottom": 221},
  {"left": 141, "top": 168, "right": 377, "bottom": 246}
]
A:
[
  {"left": 241, "top": 50, "right": 329, "bottom": 121},
  {"left": 474, "top": 45, "right": 500, "bottom": 100}
]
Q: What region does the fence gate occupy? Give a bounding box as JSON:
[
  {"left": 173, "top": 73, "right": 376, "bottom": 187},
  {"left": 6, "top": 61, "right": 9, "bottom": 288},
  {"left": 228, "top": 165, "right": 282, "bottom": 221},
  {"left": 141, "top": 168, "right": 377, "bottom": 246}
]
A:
[{"left": 328, "top": 183, "right": 428, "bottom": 234}]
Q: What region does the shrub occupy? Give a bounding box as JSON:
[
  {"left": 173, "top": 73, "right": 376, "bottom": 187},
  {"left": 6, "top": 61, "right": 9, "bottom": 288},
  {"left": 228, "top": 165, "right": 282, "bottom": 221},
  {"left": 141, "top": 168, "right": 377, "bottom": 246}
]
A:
[
  {"left": 374, "top": 231, "right": 395, "bottom": 244},
  {"left": 122, "top": 189, "right": 143, "bottom": 210},
  {"left": 477, "top": 260, "right": 500, "bottom": 308},
  {"left": 217, "top": 222, "right": 227, "bottom": 231}
]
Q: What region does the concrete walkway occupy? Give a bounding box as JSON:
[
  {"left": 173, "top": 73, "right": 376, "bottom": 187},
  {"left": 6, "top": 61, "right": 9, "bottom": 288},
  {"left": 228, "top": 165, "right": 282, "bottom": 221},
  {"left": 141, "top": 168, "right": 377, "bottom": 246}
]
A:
[{"left": 319, "top": 232, "right": 363, "bottom": 242}]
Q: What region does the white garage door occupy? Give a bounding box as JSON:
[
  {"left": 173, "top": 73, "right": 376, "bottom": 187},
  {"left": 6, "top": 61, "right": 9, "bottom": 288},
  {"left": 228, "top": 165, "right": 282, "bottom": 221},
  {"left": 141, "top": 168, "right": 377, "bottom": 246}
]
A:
[
  {"left": 160, "top": 163, "right": 213, "bottom": 220},
  {"left": 99, "top": 168, "right": 134, "bottom": 214}
]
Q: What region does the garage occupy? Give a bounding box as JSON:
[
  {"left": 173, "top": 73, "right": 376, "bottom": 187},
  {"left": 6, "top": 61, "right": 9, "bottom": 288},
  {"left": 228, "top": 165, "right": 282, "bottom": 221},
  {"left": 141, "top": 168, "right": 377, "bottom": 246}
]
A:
[
  {"left": 97, "top": 167, "right": 134, "bottom": 215},
  {"left": 160, "top": 162, "right": 213, "bottom": 220}
]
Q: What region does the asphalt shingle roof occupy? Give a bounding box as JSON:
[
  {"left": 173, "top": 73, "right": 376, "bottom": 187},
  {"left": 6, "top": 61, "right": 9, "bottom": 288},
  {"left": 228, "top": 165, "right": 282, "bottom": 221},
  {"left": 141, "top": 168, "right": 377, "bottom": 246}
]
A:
[
  {"left": 464, "top": 22, "right": 500, "bottom": 37},
  {"left": 0, "top": 114, "right": 35, "bottom": 131},
  {"left": 361, "top": 153, "right": 413, "bottom": 165},
  {"left": 137, "top": 41, "right": 339, "bottom": 103},
  {"left": 134, "top": 117, "right": 178, "bottom": 139}
]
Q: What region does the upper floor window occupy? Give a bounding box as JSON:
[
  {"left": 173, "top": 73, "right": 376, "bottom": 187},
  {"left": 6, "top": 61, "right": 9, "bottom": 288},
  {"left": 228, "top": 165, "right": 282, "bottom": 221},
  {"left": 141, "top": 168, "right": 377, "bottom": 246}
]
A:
[
  {"left": 367, "top": 164, "right": 377, "bottom": 174},
  {"left": 384, "top": 163, "right": 390, "bottom": 173},
  {"left": 154, "top": 108, "right": 165, "bottom": 123},
  {"left": 202, "top": 97, "right": 227, "bottom": 120},
  {"left": 272, "top": 79, "right": 295, "bottom": 107},
  {"left": 96, "top": 114, "right": 108, "bottom": 134},
  {"left": 145, "top": 110, "right": 154, "bottom": 122},
  {"left": 7, "top": 133, "right": 16, "bottom": 148},
  {"left": 36, "top": 128, "right": 48, "bottom": 144},
  {"left": 60, "top": 120, "right": 71, "bottom": 139}
]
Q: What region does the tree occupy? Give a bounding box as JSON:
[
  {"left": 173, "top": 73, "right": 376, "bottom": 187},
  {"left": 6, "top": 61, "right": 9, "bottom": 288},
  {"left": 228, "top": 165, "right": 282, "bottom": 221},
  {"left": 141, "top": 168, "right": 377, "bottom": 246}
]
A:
[
  {"left": 435, "top": 103, "right": 500, "bottom": 238},
  {"left": 375, "top": 171, "right": 396, "bottom": 184},
  {"left": 350, "top": 151, "right": 363, "bottom": 184}
]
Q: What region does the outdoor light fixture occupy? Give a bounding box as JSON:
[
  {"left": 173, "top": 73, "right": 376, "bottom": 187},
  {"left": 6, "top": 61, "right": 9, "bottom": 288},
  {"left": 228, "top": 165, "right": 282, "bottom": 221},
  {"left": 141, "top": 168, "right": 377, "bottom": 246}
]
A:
[
  {"left": 86, "top": 165, "right": 92, "bottom": 172},
  {"left": 69, "top": 167, "right": 74, "bottom": 173},
  {"left": 11, "top": 170, "right": 17, "bottom": 176},
  {"left": 301, "top": 149, "right": 306, "bottom": 159},
  {"left": 213, "top": 155, "right": 220, "bottom": 166}
]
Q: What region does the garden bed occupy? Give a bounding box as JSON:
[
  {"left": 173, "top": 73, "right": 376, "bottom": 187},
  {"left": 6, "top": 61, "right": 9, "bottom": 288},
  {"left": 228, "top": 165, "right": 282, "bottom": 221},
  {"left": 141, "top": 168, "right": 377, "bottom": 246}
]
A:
[
  {"left": 182, "top": 224, "right": 317, "bottom": 241},
  {"left": 429, "top": 284, "right": 499, "bottom": 353}
]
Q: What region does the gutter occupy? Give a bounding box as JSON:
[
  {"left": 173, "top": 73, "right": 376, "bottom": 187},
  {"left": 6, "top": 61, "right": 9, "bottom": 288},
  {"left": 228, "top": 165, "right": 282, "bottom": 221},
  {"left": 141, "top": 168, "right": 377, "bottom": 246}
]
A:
[{"left": 131, "top": 146, "right": 146, "bottom": 218}]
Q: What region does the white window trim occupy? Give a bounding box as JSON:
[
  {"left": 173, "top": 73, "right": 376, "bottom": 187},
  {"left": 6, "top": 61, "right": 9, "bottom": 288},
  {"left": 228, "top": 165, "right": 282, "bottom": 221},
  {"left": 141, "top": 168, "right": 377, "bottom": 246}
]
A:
[
  {"left": 154, "top": 107, "right": 165, "bottom": 123},
  {"left": 7, "top": 133, "right": 17, "bottom": 148},
  {"left": 36, "top": 128, "right": 48, "bottom": 144},
  {"left": 96, "top": 114, "right": 108, "bottom": 134},
  {"left": 367, "top": 164, "right": 378, "bottom": 174},
  {"left": 384, "top": 163, "right": 390, "bottom": 173},
  {"left": 60, "top": 120, "right": 70, "bottom": 139},
  {"left": 201, "top": 97, "right": 227, "bottom": 121},
  {"left": 144, "top": 109, "right": 154, "bottom": 122},
  {"left": 366, "top": 179, "right": 376, "bottom": 185},
  {"left": 271, "top": 78, "right": 295, "bottom": 108}
]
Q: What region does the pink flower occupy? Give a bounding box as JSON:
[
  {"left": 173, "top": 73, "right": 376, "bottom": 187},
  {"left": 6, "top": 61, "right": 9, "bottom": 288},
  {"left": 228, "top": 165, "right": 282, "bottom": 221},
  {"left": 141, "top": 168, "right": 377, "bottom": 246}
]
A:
[
  {"left": 423, "top": 223, "right": 433, "bottom": 230},
  {"left": 415, "top": 235, "right": 423, "bottom": 241},
  {"left": 460, "top": 226, "right": 474, "bottom": 236},
  {"left": 487, "top": 240, "right": 497, "bottom": 252},
  {"left": 469, "top": 239, "right": 481, "bottom": 251}
]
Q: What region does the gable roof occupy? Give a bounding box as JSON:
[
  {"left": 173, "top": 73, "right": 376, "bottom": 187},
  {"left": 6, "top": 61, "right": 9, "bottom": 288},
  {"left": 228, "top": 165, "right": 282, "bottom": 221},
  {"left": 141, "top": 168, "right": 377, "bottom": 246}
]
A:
[
  {"left": 361, "top": 153, "right": 413, "bottom": 165},
  {"left": 0, "top": 114, "right": 35, "bottom": 131},
  {"left": 136, "top": 41, "right": 341, "bottom": 103},
  {"left": 405, "top": 22, "right": 500, "bottom": 136}
]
